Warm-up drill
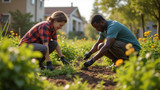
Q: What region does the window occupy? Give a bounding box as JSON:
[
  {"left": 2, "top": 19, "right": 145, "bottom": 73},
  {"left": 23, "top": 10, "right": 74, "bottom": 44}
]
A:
[
  {"left": 40, "top": 0, "right": 43, "bottom": 8},
  {"left": 1, "top": 13, "right": 11, "bottom": 24},
  {"left": 31, "top": 0, "right": 35, "bottom": 5},
  {"left": 146, "top": 27, "right": 150, "bottom": 30},
  {"left": 2, "top": 0, "right": 11, "bottom": 3},
  {"left": 1, "top": 13, "right": 11, "bottom": 31}
]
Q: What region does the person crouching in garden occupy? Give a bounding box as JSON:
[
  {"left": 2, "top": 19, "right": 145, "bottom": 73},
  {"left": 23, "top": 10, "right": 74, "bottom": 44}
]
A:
[
  {"left": 18, "top": 11, "right": 69, "bottom": 71},
  {"left": 83, "top": 14, "right": 141, "bottom": 68}
]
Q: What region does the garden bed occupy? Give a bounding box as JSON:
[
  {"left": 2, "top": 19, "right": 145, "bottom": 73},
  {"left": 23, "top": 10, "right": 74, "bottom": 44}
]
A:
[{"left": 48, "top": 64, "right": 116, "bottom": 90}]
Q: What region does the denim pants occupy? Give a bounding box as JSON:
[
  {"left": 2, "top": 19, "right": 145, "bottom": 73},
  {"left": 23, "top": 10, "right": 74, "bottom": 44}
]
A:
[
  {"left": 29, "top": 40, "right": 57, "bottom": 62},
  {"left": 98, "top": 40, "right": 128, "bottom": 63}
]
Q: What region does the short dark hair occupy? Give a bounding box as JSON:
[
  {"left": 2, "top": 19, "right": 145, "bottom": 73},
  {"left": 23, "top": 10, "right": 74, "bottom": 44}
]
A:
[{"left": 91, "top": 15, "right": 105, "bottom": 25}]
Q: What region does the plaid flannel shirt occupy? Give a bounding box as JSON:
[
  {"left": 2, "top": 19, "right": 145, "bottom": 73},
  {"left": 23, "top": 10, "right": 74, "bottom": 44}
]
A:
[{"left": 19, "top": 21, "right": 57, "bottom": 46}]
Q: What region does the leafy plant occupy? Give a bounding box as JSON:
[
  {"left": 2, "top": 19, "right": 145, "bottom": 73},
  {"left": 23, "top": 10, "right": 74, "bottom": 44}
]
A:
[
  {"left": 115, "top": 55, "right": 160, "bottom": 90},
  {"left": 9, "top": 10, "right": 36, "bottom": 36},
  {"left": 0, "top": 38, "right": 45, "bottom": 90},
  {"left": 67, "top": 76, "right": 91, "bottom": 90},
  {"left": 68, "top": 31, "right": 86, "bottom": 40},
  {"left": 0, "top": 18, "right": 9, "bottom": 40},
  {"left": 40, "top": 65, "right": 76, "bottom": 77}
]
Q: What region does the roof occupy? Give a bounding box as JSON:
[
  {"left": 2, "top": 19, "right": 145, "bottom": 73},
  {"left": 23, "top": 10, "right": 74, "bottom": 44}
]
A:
[{"left": 45, "top": 7, "right": 77, "bottom": 16}]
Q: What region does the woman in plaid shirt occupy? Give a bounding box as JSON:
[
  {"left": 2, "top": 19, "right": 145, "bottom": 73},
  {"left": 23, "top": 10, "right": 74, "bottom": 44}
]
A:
[{"left": 19, "top": 11, "right": 69, "bottom": 71}]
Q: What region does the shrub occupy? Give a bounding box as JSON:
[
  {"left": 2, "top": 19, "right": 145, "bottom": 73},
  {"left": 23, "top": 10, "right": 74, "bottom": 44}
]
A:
[
  {"left": 68, "top": 31, "right": 87, "bottom": 40},
  {"left": 84, "top": 24, "right": 99, "bottom": 40},
  {"left": 9, "top": 10, "right": 36, "bottom": 36},
  {"left": 115, "top": 55, "right": 160, "bottom": 90},
  {"left": 0, "top": 38, "right": 44, "bottom": 90}
]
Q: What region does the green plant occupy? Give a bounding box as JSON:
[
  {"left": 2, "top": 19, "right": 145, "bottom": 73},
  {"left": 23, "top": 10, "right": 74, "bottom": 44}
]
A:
[
  {"left": 68, "top": 31, "right": 86, "bottom": 40},
  {"left": 115, "top": 55, "right": 160, "bottom": 90},
  {"left": 84, "top": 24, "right": 99, "bottom": 40},
  {"left": 0, "top": 18, "right": 9, "bottom": 40},
  {"left": 0, "top": 38, "right": 45, "bottom": 90},
  {"left": 40, "top": 65, "right": 76, "bottom": 77},
  {"left": 94, "top": 80, "right": 105, "bottom": 90},
  {"left": 67, "top": 76, "right": 91, "bottom": 90},
  {"left": 97, "top": 74, "right": 115, "bottom": 81},
  {"left": 9, "top": 10, "right": 36, "bottom": 36},
  {"left": 51, "top": 41, "right": 78, "bottom": 61}
]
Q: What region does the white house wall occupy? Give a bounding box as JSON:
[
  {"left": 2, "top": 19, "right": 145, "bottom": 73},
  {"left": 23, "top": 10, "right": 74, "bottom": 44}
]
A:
[
  {"left": 36, "top": 0, "right": 44, "bottom": 21},
  {"left": 68, "top": 8, "right": 84, "bottom": 34},
  {"left": 26, "top": 0, "right": 35, "bottom": 21},
  {"left": 66, "top": 15, "right": 71, "bottom": 34},
  {"left": 72, "top": 16, "right": 83, "bottom": 31},
  {"left": 26, "top": 0, "right": 44, "bottom": 22}
]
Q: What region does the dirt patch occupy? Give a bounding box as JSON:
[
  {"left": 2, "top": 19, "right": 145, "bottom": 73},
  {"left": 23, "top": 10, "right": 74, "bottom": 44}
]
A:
[{"left": 48, "top": 65, "right": 116, "bottom": 90}]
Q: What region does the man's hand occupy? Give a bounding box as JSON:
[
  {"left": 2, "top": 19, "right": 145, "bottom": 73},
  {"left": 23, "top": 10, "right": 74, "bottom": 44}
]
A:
[
  {"left": 83, "top": 58, "right": 95, "bottom": 67},
  {"left": 61, "top": 56, "right": 69, "bottom": 65},
  {"left": 84, "top": 52, "right": 92, "bottom": 60}
]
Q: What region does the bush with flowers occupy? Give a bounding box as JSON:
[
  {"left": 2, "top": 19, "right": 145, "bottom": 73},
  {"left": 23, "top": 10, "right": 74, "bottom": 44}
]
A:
[
  {"left": 114, "top": 31, "right": 160, "bottom": 90},
  {"left": 139, "top": 31, "right": 160, "bottom": 60}
]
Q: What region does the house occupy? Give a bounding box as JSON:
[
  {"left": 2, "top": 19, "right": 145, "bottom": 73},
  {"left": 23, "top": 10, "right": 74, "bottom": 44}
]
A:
[
  {"left": 45, "top": 7, "right": 85, "bottom": 34},
  {"left": 0, "top": 0, "right": 45, "bottom": 26}
]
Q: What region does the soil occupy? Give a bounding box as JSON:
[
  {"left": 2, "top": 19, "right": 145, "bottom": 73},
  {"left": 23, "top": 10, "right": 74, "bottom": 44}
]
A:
[{"left": 48, "top": 63, "right": 116, "bottom": 90}]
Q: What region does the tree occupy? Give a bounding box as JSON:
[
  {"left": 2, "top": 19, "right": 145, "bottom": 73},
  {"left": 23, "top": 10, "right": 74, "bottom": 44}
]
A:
[
  {"left": 85, "top": 24, "right": 99, "bottom": 40},
  {"left": 9, "top": 10, "right": 36, "bottom": 36},
  {"left": 95, "top": 0, "right": 143, "bottom": 38},
  {"left": 84, "top": 2, "right": 102, "bottom": 40},
  {"left": 130, "top": 0, "right": 160, "bottom": 38}
]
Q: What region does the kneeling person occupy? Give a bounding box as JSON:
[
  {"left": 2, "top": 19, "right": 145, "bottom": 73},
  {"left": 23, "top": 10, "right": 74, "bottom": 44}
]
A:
[
  {"left": 19, "top": 11, "right": 69, "bottom": 71},
  {"left": 83, "top": 15, "right": 141, "bottom": 68}
]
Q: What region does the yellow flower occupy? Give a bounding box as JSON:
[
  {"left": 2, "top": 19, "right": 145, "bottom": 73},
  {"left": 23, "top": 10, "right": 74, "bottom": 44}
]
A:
[
  {"left": 125, "top": 43, "right": 133, "bottom": 50},
  {"left": 154, "top": 34, "right": 158, "bottom": 37},
  {"left": 116, "top": 59, "right": 124, "bottom": 67},
  {"left": 151, "top": 46, "right": 155, "bottom": 48},
  {"left": 57, "top": 34, "right": 60, "bottom": 37},
  {"left": 143, "top": 38, "right": 146, "bottom": 42},
  {"left": 10, "top": 31, "right": 14, "bottom": 33},
  {"left": 11, "top": 33, "right": 15, "bottom": 35},
  {"left": 125, "top": 48, "right": 135, "bottom": 56},
  {"left": 61, "top": 32, "right": 64, "bottom": 35},
  {"left": 138, "top": 38, "right": 142, "bottom": 41},
  {"left": 144, "top": 32, "right": 149, "bottom": 36},
  {"left": 57, "top": 39, "right": 60, "bottom": 42},
  {"left": 125, "top": 50, "right": 130, "bottom": 56},
  {"left": 128, "top": 48, "right": 135, "bottom": 53}
]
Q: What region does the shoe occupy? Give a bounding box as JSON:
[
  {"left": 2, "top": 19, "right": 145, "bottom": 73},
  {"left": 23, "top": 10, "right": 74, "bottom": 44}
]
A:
[
  {"left": 39, "top": 61, "right": 45, "bottom": 70},
  {"left": 47, "top": 61, "right": 54, "bottom": 71},
  {"left": 106, "top": 63, "right": 117, "bottom": 69},
  {"left": 40, "top": 65, "right": 45, "bottom": 70}
]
